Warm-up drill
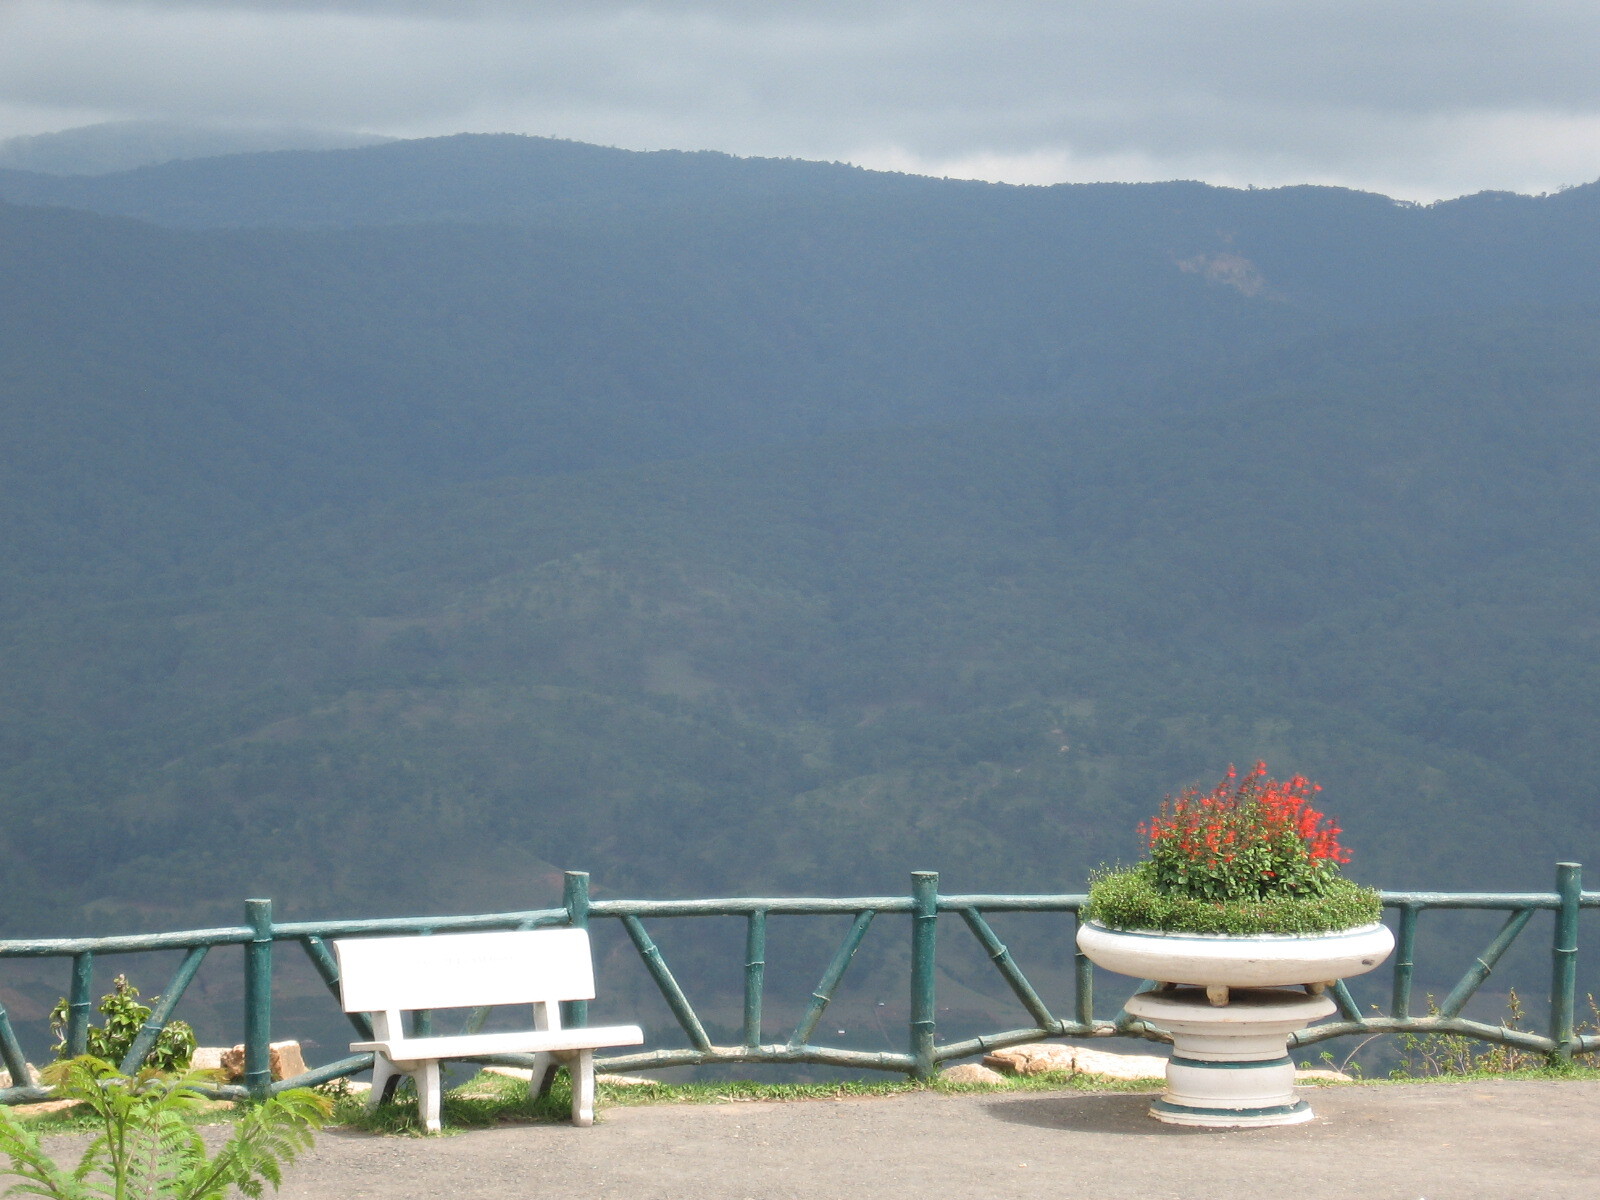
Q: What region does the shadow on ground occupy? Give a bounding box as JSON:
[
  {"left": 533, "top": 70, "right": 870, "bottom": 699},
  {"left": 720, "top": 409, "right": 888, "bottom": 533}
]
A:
[{"left": 981, "top": 1091, "right": 1226, "bottom": 1137}]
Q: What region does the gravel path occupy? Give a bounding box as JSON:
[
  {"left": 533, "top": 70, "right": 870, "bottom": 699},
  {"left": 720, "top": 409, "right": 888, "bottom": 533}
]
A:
[{"left": 261, "top": 1079, "right": 1598, "bottom": 1200}]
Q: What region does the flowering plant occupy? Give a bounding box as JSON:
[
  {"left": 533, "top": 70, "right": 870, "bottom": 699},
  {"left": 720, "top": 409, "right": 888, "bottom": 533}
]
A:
[
  {"left": 1085, "top": 763, "right": 1381, "bottom": 935},
  {"left": 1141, "top": 763, "right": 1348, "bottom": 903}
]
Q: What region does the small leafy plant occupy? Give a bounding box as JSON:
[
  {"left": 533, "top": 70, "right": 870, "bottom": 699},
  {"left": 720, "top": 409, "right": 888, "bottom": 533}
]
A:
[
  {"left": 0, "top": 1056, "right": 329, "bottom": 1199},
  {"left": 1388, "top": 990, "right": 1600, "bottom": 1078},
  {"left": 1085, "top": 762, "right": 1382, "bottom": 934},
  {"left": 48, "top": 977, "right": 195, "bottom": 1072}
]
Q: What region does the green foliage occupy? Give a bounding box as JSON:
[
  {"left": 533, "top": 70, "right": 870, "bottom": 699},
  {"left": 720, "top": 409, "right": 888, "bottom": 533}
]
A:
[
  {"left": 1083, "top": 862, "right": 1382, "bottom": 934},
  {"left": 48, "top": 978, "right": 195, "bottom": 1072},
  {"left": 1392, "top": 991, "right": 1540, "bottom": 1078},
  {"left": 0, "top": 1056, "right": 328, "bottom": 1199},
  {"left": 1388, "top": 991, "right": 1600, "bottom": 1079}
]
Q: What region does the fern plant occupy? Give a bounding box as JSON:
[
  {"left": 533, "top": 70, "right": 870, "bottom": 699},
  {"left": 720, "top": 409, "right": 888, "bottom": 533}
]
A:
[{"left": 0, "top": 1056, "right": 329, "bottom": 1199}]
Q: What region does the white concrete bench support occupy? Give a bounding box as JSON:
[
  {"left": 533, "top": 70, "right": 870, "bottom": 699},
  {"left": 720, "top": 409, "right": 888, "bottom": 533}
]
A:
[{"left": 333, "top": 928, "right": 642, "bottom": 1131}]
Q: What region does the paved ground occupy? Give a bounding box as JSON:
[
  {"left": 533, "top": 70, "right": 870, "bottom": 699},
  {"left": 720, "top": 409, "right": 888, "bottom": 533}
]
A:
[{"left": 261, "top": 1080, "right": 1600, "bottom": 1200}]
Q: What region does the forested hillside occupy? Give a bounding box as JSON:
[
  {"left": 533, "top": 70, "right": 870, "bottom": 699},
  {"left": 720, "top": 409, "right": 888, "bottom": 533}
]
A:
[{"left": 1, "top": 135, "right": 1597, "bottom": 935}]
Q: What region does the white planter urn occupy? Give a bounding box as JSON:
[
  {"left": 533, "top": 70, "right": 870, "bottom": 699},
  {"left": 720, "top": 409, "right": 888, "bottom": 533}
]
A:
[
  {"left": 1077, "top": 921, "right": 1395, "bottom": 1001},
  {"left": 1077, "top": 921, "right": 1395, "bottom": 1127}
]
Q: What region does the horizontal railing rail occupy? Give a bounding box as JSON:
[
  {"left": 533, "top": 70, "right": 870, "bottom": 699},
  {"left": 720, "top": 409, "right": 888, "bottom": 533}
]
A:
[{"left": 1, "top": 863, "right": 1594, "bottom": 1103}]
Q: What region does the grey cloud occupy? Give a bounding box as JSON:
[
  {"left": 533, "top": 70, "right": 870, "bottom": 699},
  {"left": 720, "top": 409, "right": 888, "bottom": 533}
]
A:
[
  {"left": 78, "top": 1, "right": 899, "bottom": 16},
  {"left": 3, "top": 1, "right": 1598, "bottom": 199}
]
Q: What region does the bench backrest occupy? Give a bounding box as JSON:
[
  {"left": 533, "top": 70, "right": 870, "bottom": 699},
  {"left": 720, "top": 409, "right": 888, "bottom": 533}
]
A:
[{"left": 333, "top": 928, "right": 596, "bottom": 1013}]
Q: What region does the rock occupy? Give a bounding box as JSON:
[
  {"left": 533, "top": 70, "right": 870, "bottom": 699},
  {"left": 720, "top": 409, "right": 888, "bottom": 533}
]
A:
[
  {"left": 0, "top": 1062, "right": 37, "bottom": 1088},
  {"left": 271, "top": 1041, "right": 308, "bottom": 1080},
  {"left": 981, "top": 1042, "right": 1351, "bottom": 1084},
  {"left": 983, "top": 1043, "right": 1165, "bottom": 1079},
  {"left": 217, "top": 1046, "right": 244, "bottom": 1079},
  {"left": 982, "top": 1044, "right": 1077, "bottom": 1076},
  {"left": 216, "top": 1041, "right": 308, "bottom": 1082},
  {"left": 1069, "top": 1047, "right": 1168, "bottom": 1080},
  {"left": 192, "top": 1047, "right": 227, "bottom": 1072},
  {"left": 939, "top": 1063, "right": 1007, "bottom": 1085}
]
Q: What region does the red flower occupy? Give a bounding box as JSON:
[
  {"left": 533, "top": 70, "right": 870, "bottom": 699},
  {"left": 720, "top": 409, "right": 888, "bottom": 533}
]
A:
[{"left": 1140, "top": 763, "right": 1354, "bottom": 901}]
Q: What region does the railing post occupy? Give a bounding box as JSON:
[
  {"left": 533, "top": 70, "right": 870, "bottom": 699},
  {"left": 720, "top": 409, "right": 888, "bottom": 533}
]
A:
[
  {"left": 1391, "top": 903, "right": 1419, "bottom": 1019},
  {"left": 243, "top": 899, "right": 274, "bottom": 1099},
  {"left": 66, "top": 953, "right": 95, "bottom": 1058},
  {"left": 1550, "top": 862, "right": 1581, "bottom": 1060},
  {"left": 742, "top": 910, "right": 766, "bottom": 1050},
  {"left": 563, "top": 871, "right": 590, "bottom": 1028},
  {"left": 909, "top": 871, "right": 938, "bottom": 1080}
]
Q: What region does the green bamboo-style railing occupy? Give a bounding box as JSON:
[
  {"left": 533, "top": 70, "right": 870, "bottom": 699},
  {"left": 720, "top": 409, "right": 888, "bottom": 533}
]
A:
[{"left": 1, "top": 863, "right": 1595, "bottom": 1103}]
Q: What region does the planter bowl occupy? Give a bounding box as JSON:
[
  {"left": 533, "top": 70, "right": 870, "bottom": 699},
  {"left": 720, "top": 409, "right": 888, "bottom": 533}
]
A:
[{"left": 1076, "top": 920, "right": 1394, "bottom": 988}]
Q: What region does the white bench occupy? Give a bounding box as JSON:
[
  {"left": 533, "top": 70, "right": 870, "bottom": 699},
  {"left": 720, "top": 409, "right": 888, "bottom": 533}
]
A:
[{"left": 333, "top": 927, "right": 643, "bottom": 1131}]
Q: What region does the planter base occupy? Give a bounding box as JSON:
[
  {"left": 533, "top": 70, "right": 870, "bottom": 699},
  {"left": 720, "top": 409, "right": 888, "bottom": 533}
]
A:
[
  {"left": 1148, "top": 1096, "right": 1313, "bottom": 1127},
  {"left": 1124, "top": 986, "right": 1335, "bottom": 1128}
]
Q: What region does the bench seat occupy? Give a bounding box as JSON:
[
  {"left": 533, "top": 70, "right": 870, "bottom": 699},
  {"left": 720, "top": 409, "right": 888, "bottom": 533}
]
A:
[{"left": 351, "top": 1024, "right": 643, "bottom": 1063}]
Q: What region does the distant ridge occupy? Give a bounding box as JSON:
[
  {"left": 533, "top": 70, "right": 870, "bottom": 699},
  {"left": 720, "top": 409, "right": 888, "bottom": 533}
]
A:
[
  {"left": 2, "top": 130, "right": 1594, "bottom": 233},
  {"left": 0, "top": 132, "right": 952, "bottom": 228},
  {"left": 0, "top": 120, "right": 392, "bottom": 176}
]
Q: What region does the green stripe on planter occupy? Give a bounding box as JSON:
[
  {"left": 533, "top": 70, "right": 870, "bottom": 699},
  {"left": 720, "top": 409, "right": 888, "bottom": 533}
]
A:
[{"left": 1169, "top": 1055, "right": 1293, "bottom": 1070}]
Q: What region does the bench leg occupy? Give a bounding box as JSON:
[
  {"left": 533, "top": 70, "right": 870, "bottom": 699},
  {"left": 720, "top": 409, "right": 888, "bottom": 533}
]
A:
[
  {"left": 570, "top": 1049, "right": 595, "bottom": 1127},
  {"left": 528, "top": 1052, "right": 556, "bottom": 1097},
  {"left": 368, "top": 1055, "right": 401, "bottom": 1112},
  {"left": 416, "top": 1061, "right": 443, "bottom": 1133}
]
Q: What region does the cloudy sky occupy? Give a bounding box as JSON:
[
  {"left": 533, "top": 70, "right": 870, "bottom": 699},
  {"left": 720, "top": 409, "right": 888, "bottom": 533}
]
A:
[{"left": 2, "top": 0, "right": 1597, "bottom": 201}]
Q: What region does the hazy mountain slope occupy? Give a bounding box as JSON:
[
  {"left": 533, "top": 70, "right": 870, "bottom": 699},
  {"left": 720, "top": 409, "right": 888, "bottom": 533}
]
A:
[
  {"left": 3, "top": 316, "right": 1595, "bottom": 934},
  {"left": 3, "top": 139, "right": 1599, "bottom": 938},
  {"left": 0, "top": 192, "right": 1301, "bottom": 606},
  {"left": 5, "top": 134, "right": 1598, "bottom": 329}
]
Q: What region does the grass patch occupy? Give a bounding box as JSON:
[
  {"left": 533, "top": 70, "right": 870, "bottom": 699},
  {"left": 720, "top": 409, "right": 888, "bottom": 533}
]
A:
[
  {"left": 324, "top": 1066, "right": 1167, "bottom": 1134},
  {"left": 6, "top": 1096, "right": 238, "bottom": 1134},
  {"left": 1274, "top": 1063, "right": 1600, "bottom": 1089},
  {"left": 1373, "top": 1061, "right": 1600, "bottom": 1085},
  {"left": 593, "top": 1077, "right": 922, "bottom": 1107},
  {"left": 605, "top": 1070, "right": 1163, "bottom": 1106},
  {"left": 326, "top": 1073, "right": 572, "bottom": 1136},
  {"left": 12, "top": 1068, "right": 1152, "bottom": 1139},
  {"left": 17, "top": 1057, "right": 1596, "bottom": 1140}
]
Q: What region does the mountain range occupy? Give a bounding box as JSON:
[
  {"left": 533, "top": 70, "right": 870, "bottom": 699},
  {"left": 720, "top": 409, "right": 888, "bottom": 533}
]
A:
[{"left": 1, "top": 132, "right": 1597, "bottom": 944}]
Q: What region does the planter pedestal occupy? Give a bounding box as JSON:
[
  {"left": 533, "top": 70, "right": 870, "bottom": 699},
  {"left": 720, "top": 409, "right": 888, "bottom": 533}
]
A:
[{"left": 1123, "top": 986, "right": 1336, "bottom": 1127}]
